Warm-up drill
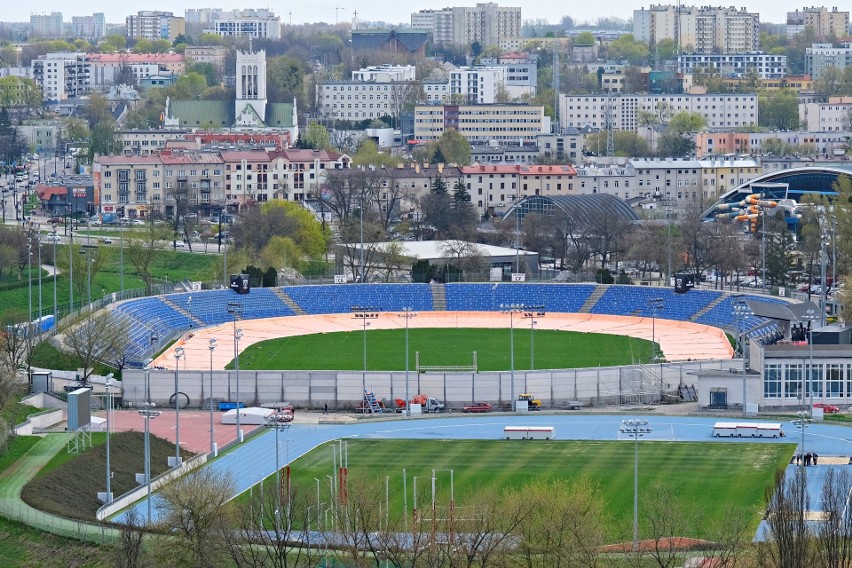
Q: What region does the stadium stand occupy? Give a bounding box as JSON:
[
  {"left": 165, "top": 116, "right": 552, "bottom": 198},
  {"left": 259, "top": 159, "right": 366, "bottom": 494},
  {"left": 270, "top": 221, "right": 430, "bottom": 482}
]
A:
[{"left": 284, "top": 283, "right": 434, "bottom": 314}]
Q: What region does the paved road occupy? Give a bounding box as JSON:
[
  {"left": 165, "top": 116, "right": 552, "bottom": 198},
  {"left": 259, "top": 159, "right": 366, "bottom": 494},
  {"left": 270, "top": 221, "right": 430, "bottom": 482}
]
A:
[{"left": 115, "top": 412, "right": 852, "bottom": 524}]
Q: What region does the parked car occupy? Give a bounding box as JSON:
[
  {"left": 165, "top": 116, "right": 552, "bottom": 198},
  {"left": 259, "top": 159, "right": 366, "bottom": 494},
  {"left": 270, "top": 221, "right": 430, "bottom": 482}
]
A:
[
  {"left": 102, "top": 237, "right": 113, "bottom": 244},
  {"left": 814, "top": 403, "right": 840, "bottom": 414},
  {"left": 44, "top": 234, "right": 61, "bottom": 243},
  {"left": 173, "top": 240, "right": 187, "bottom": 248},
  {"left": 462, "top": 402, "right": 492, "bottom": 413},
  {"left": 63, "top": 382, "right": 89, "bottom": 392},
  {"left": 48, "top": 217, "right": 62, "bottom": 224}
]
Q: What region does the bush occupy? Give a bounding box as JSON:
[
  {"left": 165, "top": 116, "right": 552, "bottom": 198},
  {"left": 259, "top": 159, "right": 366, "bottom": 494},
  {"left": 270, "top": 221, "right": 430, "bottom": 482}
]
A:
[{"left": 595, "top": 268, "right": 614, "bottom": 284}]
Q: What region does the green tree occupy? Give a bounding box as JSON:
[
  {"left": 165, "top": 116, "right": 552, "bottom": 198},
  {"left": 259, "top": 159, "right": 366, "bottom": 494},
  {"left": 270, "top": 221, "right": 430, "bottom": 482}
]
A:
[
  {"left": 574, "top": 31, "right": 596, "bottom": 46},
  {"left": 186, "top": 62, "right": 219, "bottom": 87},
  {"left": 303, "top": 122, "right": 332, "bottom": 151},
  {"left": 436, "top": 129, "right": 471, "bottom": 165},
  {"left": 657, "top": 131, "right": 696, "bottom": 157},
  {"left": 351, "top": 139, "right": 400, "bottom": 167},
  {"left": 266, "top": 55, "right": 306, "bottom": 107},
  {"left": 605, "top": 34, "right": 649, "bottom": 66},
  {"left": 668, "top": 111, "right": 706, "bottom": 134},
  {"left": 759, "top": 89, "right": 801, "bottom": 130},
  {"left": 431, "top": 174, "right": 447, "bottom": 195}
]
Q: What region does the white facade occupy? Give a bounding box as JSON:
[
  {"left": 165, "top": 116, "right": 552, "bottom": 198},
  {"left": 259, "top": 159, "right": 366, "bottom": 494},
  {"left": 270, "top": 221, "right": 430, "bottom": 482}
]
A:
[
  {"left": 71, "top": 13, "right": 106, "bottom": 40},
  {"left": 559, "top": 93, "right": 758, "bottom": 131},
  {"left": 806, "top": 42, "right": 852, "bottom": 79},
  {"left": 316, "top": 82, "right": 416, "bottom": 121},
  {"left": 30, "top": 12, "right": 63, "bottom": 38},
  {"left": 787, "top": 7, "right": 849, "bottom": 38},
  {"left": 351, "top": 65, "right": 416, "bottom": 82},
  {"left": 32, "top": 52, "right": 86, "bottom": 102},
  {"left": 411, "top": 3, "right": 521, "bottom": 47},
  {"left": 800, "top": 97, "right": 852, "bottom": 132},
  {"left": 449, "top": 67, "right": 504, "bottom": 104},
  {"left": 126, "top": 11, "right": 185, "bottom": 42},
  {"left": 207, "top": 10, "right": 281, "bottom": 40},
  {"left": 414, "top": 104, "right": 547, "bottom": 144},
  {"left": 235, "top": 50, "right": 267, "bottom": 126},
  {"left": 634, "top": 4, "right": 759, "bottom": 54},
  {"left": 678, "top": 52, "right": 787, "bottom": 80}
]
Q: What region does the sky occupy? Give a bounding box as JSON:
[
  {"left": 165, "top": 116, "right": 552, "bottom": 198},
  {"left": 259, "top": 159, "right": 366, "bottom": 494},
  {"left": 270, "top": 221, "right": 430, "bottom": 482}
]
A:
[{"left": 12, "top": 1, "right": 815, "bottom": 27}]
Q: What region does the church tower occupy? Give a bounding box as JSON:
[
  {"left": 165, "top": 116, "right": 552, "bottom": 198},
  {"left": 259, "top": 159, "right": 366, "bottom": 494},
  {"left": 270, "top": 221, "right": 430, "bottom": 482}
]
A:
[{"left": 234, "top": 49, "right": 267, "bottom": 127}]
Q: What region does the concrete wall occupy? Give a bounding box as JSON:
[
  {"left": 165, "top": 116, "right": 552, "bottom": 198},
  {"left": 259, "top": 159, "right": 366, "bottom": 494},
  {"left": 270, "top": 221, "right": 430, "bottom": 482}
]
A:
[
  {"left": 122, "top": 359, "right": 740, "bottom": 410},
  {"left": 14, "top": 409, "right": 65, "bottom": 435}
]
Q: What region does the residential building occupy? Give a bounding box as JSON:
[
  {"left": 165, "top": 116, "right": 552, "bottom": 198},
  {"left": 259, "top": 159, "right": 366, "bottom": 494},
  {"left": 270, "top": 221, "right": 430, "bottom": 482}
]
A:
[
  {"left": 800, "top": 96, "right": 852, "bottom": 131},
  {"left": 31, "top": 52, "right": 87, "bottom": 102},
  {"left": 411, "top": 3, "right": 522, "bottom": 47},
  {"left": 720, "top": 75, "right": 814, "bottom": 92},
  {"left": 185, "top": 8, "right": 223, "bottom": 26},
  {"left": 696, "top": 129, "right": 852, "bottom": 156},
  {"left": 628, "top": 157, "right": 703, "bottom": 203},
  {"left": 86, "top": 53, "right": 185, "bottom": 88},
  {"left": 351, "top": 30, "right": 429, "bottom": 57},
  {"left": 316, "top": 81, "right": 420, "bottom": 122},
  {"left": 559, "top": 93, "right": 758, "bottom": 131},
  {"left": 806, "top": 43, "right": 852, "bottom": 79},
  {"left": 29, "top": 12, "right": 63, "bottom": 38},
  {"left": 351, "top": 65, "right": 416, "bottom": 83},
  {"left": 697, "top": 155, "right": 762, "bottom": 198},
  {"left": 16, "top": 121, "right": 66, "bottom": 154},
  {"left": 205, "top": 9, "right": 281, "bottom": 40},
  {"left": 498, "top": 36, "right": 570, "bottom": 54},
  {"left": 678, "top": 53, "right": 787, "bottom": 80},
  {"left": 95, "top": 155, "right": 165, "bottom": 220},
  {"left": 71, "top": 13, "right": 106, "bottom": 40},
  {"left": 266, "top": 148, "right": 351, "bottom": 202},
  {"left": 459, "top": 164, "right": 576, "bottom": 215},
  {"left": 787, "top": 7, "right": 849, "bottom": 38},
  {"left": 126, "top": 11, "right": 186, "bottom": 42},
  {"left": 414, "top": 103, "right": 548, "bottom": 145},
  {"left": 634, "top": 5, "right": 760, "bottom": 55},
  {"left": 184, "top": 47, "right": 229, "bottom": 76}
]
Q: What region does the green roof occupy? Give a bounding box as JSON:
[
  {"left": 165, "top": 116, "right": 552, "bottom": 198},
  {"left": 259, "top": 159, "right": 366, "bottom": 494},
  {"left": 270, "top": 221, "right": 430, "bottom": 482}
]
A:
[
  {"left": 266, "top": 103, "right": 295, "bottom": 128},
  {"left": 170, "top": 100, "right": 233, "bottom": 128}
]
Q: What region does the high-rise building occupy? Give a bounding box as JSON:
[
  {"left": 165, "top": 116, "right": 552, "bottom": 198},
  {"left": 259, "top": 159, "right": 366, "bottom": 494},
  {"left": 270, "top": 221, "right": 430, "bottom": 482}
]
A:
[
  {"left": 126, "top": 11, "right": 186, "bottom": 42},
  {"left": 787, "top": 7, "right": 849, "bottom": 38},
  {"left": 806, "top": 42, "right": 852, "bottom": 78},
  {"left": 29, "top": 12, "right": 63, "bottom": 38},
  {"left": 71, "top": 13, "right": 106, "bottom": 40},
  {"left": 634, "top": 5, "right": 759, "bottom": 54},
  {"left": 411, "top": 3, "right": 521, "bottom": 47},
  {"left": 206, "top": 9, "right": 281, "bottom": 40}
]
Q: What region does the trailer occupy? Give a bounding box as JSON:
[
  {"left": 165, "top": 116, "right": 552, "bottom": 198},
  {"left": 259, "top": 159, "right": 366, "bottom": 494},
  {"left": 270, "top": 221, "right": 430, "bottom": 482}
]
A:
[
  {"left": 503, "top": 426, "right": 555, "bottom": 440},
  {"left": 736, "top": 423, "right": 757, "bottom": 437},
  {"left": 712, "top": 422, "right": 739, "bottom": 437},
  {"left": 755, "top": 423, "right": 784, "bottom": 438}
]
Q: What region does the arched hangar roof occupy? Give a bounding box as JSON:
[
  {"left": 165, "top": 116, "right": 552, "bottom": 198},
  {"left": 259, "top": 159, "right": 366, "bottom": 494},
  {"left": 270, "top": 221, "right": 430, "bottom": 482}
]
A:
[{"left": 504, "top": 194, "right": 640, "bottom": 222}]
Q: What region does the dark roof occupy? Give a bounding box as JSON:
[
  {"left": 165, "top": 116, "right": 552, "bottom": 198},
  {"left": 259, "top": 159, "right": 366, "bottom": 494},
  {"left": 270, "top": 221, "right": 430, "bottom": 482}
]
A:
[
  {"left": 505, "top": 194, "right": 639, "bottom": 222},
  {"left": 351, "top": 30, "right": 429, "bottom": 53}
]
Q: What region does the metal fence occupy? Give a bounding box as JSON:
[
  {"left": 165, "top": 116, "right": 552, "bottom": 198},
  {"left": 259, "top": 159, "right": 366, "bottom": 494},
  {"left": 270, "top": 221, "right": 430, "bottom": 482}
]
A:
[{"left": 0, "top": 498, "right": 119, "bottom": 545}]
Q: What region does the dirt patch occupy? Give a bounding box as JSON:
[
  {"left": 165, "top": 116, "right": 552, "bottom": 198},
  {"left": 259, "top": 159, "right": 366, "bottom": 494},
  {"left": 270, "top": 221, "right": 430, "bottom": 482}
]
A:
[{"left": 599, "top": 536, "right": 718, "bottom": 553}]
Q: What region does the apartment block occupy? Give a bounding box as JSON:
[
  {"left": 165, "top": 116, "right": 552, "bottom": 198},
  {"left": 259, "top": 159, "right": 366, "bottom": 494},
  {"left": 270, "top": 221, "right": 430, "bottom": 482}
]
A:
[
  {"left": 678, "top": 52, "right": 787, "bottom": 80},
  {"left": 559, "top": 93, "right": 758, "bottom": 131},
  {"left": 184, "top": 46, "right": 229, "bottom": 75},
  {"left": 351, "top": 65, "right": 416, "bottom": 82},
  {"left": 71, "top": 13, "right": 106, "bottom": 40},
  {"left": 31, "top": 52, "right": 87, "bottom": 102},
  {"left": 634, "top": 5, "right": 759, "bottom": 54},
  {"left": 806, "top": 42, "right": 852, "bottom": 79},
  {"left": 414, "top": 103, "right": 548, "bottom": 144},
  {"left": 205, "top": 9, "right": 281, "bottom": 40},
  {"left": 411, "top": 3, "right": 521, "bottom": 47},
  {"left": 29, "top": 12, "right": 63, "bottom": 38},
  {"left": 126, "top": 11, "right": 186, "bottom": 42},
  {"left": 787, "top": 7, "right": 849, "bottom": 38},
  {"left": 460, "top": 164, "right": 576, "bottom": 215},
  {"left": 799, "top": 96, "right": 852, "bottom": 131}
]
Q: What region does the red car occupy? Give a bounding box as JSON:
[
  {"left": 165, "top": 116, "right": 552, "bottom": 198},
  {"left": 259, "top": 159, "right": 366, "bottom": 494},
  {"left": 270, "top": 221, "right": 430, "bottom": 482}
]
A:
[
  {"left": 814, "top": 403, "right": 841, "bottom": 414},
  {"left": 463, "top": 402, "right": 492, "bottom": 413}
]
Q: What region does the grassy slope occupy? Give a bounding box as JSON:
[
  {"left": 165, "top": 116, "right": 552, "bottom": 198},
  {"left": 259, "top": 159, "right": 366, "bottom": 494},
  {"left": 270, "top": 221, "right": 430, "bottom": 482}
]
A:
[
  {"left": 232, "top": 328, "right": 655, "bottom": 371},
  {"left": 284, "top": 439, "right": 792, "bottom": 540}
]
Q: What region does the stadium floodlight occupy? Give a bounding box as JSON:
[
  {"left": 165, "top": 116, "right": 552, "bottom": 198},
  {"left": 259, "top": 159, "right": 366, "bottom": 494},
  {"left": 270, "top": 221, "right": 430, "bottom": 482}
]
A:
[
  {"left": 208, "top": 338, "right": 218, "bottom": 455},
  {"left": 227, "top": 302, "right": 243, "bottom": 440},
  {"left": 521, "top": 305, "right": 545, "bottom": 371},
  {"left": 500, "top": 304, "right": 525, "bottom": 406},
  {"left": 173, "top": 347, "right": 185, "bottom": 466},
  {"left": 733, "top": 297, "right": 752, "bottom": 413},
  {"left": 620, "top": 419, "right": 651, "bottom": 552},
  {"left": 351, "top": 306, "right": 380, "bottom": 373},
  {"left": 139, "top": 359, "right": 160, "bottom": 525},
  {"left": 265, "top": 415, "right": 291, "bottom": 536},
  {"left": 800, "top": 307, "right": 819, "bottom": 412},
  {"left": 647, "top": 298, "right": 664, "bottom": 362},
  {"left": 398, "top": 308, "right": 418, "bottom": 416},
  {"left": 104, "top": 373, "right": 115, "bottom": 504}
]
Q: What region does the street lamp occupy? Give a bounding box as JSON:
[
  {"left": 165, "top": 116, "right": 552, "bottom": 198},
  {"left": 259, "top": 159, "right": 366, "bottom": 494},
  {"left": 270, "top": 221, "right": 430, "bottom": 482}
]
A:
[
  {"left": 27, "top": 235, "right": 33, "bottom": 325},
  {"left": 647, "top": 298, "right": 664, "bottom": 362},
  {"left": 208, "top": 338, "right": 217, "bottom": 455},
  {"left": 398, "top": 308, "right": 417, "bottom": 416},
  {"left": 801, "top": 307, "right": 819, "bottom": 411},
  {"left": 620, "top": 419, "right": 651, "bottom": 552},
  {"left": 51, "top": 226, "right": 57, "bottom": 324},
  {"left": 138, "top": 358, "right": 160, "bottom": 524},
  {"left": 522, "top": 306, "right": 545, "bottom": 371},
  {"left": 172, "top": 347, "right": 185, "bottom": 467},
  {"left": 351, "top": 306, "right": 379, "bottom": 372},
  {"left": 227, "top": 301, "right": 243, "bottom": 440},
  {"left": 792, "top": 410, "right": 812, "bottom": 517},
  {"left": 265, "top": 416, "right": 291, "bottom": 536},
  {"left": 733, "top": 297, "right": 752, "bottom": 412},
  {"left": 500, "top": 303, "right": 524, "bottom": 407},
  {"left": 103, "top": 373, "right": 115, "bottom": 504}
]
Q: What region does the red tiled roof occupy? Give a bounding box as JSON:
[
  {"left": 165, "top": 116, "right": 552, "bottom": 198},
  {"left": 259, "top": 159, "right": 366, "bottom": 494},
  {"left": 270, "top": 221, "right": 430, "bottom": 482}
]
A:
[
  {"left": 36, "top": 185, "right": 67, "bottom": 199},
  {"left": 519, "top": 165, "right": 577, "bottom": 176},
  {"left": 269, "top": 148, "right": 343, "bottom": 162},
  {"left": 459, "top": 164, "right": 520, "bottom": 174},
  {"left": 219, "top": 150, "right": 271, "bottom": 162},
  {"left": 96, "top": 155, "right": 162, "bottom": 165},
  {"left": 159, "top": 153, "right": 224, "bottom": 164}
]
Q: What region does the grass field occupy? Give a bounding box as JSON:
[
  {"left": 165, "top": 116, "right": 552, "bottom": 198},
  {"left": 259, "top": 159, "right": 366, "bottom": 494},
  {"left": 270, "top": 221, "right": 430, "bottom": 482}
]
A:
[
  {"left": 231, "top": 328, "right": 655, "bottom": 371},
  {"left": 284, "top": 439, "right": 793, "bottom": 540}
]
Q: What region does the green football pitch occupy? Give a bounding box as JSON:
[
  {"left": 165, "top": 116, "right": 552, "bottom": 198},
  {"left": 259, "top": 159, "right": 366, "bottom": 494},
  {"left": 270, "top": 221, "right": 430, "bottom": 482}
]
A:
[
  {"left": 275, "top": 439, "right": 793, "bottom": 540},
  {"left": 230, "top": 328, "right": 654, "bottom": 371}
]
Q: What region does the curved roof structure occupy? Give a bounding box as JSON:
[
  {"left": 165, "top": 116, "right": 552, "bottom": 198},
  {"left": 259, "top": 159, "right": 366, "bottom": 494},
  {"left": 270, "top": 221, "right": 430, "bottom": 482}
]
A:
[
  {"left": 704, "top": 166, "right": 852, "bottom": 218},
  {"left": 504, "top": 194, "right": 640, "bottom": 222}
]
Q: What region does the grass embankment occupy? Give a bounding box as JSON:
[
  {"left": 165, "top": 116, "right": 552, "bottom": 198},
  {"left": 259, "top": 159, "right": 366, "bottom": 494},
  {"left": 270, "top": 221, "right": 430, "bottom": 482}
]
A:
[
  {"left": 21, "top": 431, "right": 193, "bottom": 521},
  {"left": 272, "top": 439, "right": 794, "bottom": 540},
  {"left": 231, "top": 328, "right": 655, "bottom": 371}
]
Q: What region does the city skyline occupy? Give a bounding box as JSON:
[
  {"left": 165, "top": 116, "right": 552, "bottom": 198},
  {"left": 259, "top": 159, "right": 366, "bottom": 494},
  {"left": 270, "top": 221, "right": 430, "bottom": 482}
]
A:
[{"left": 10, "top": 1, "right": 839, "bottom": 28}]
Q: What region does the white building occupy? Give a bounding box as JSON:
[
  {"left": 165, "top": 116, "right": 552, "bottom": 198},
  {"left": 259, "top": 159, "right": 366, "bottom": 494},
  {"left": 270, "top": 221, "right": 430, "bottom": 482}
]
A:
[
  {"left": 206, "top": 9, "right": 281, "bottom": 40},
  {"left": 800, "top": 97, "right": 852, "bottom": 132},
  {"left": 126, "top": 11, "right": 185, "bottom": 42},
  {"left": 411, "top": 3, "right": 522, "bottom": 47},
  {"left": 678, "top": 53, "right": 787, "bottom": 80},
  {"left": 806, "top": 42, "right": 852, "bottom": 79},
  {"left": 234, "top": 50, "right": 268, "bottom": 126},
  {"left": 31, "top": 52, "right": 87, "bottom": 102},
  {"left": 351, "top": 65, "right": 416, "bottom": 82},
  {"left": 634, "top": 5, "right": 760, "bottom": 55},
  {"left": 414, "top": 103, "right": 548, "bottom": 144},
  {"left": 71, "top": 13, "right": 106, "bottom": 40},
  {"left": 559, "top": 93, "right": 758, "bottom": 131}
]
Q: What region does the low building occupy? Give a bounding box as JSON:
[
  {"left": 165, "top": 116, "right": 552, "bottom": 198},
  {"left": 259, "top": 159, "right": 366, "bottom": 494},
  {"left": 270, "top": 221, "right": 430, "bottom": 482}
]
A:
[
  {"left": 678, "top": 52, "right": 787, "bottom": 80},
  {"left": 800, "top": 96, "right": 852, "bottom": 131}
]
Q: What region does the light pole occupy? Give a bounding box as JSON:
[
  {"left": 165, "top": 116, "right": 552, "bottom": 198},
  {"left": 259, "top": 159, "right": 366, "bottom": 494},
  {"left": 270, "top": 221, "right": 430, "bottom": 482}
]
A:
[
  {"left": 522, "top": 306, "right": 545, "bottom": 371},
  {"left": 398, "top": 308, "right": 417, "bottom": 416},
  {"left": 793, "top": 410, "right": 812, "bottom": 517},
  {"left": 227, "top": 301, "right": 243, "bottom": 439},
  {"left": 138, "top": 358, "right": 160, "bottom": 525},
  {"left": 621, "top": 419, "right": 651, "bottom": 552},
  {"left": 351, "top": 306, "right": 379, "bottom": 372},
  {"left": 801, "top": 307, "right": 819, "bottom": 411},
  {"left": 733, "top": 298, "right": 752, "bottom": 413},
  {"left": 501, "top": 304, "right": 524, "bottom": 407},
  {"left": 37, "top": 234, "right": 42, "bottom": 326},
  {"left": 104, "top": 373, "right": 115, "bottom": 503},
  {"left": 208, "top": 338, "right": 217, "bottom": 455},
  {"left": 51, "top": 226, "right": 57, "bottom": 323},
  {"left": 265, "top": 416, "right": 290, "bottom": 536},
  {"left": 27, "top": 235, "right": 32, "bottom": 324},
  {"left": 647, "top": 298, "right": 664, "bottom": 362},
  {"left": 172, "top": 347, "right": 185, "bottom": 467}
]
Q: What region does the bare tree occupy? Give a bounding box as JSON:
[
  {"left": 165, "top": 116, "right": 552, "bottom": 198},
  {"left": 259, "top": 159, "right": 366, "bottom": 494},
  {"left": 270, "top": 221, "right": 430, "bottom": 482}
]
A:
[
  {"left": 759, "top": 468, "right": 813, "bottom": 568},
  {"left": 125, "top": 221, "right": 170, "bottom": 294},
  {"left": 115, "top": 506, "right": 149, "bottom": 568},
  {"left": 815, "top": 468, "right": 852, "bottom": 568},
  {"left": 0, "top": 308, "right": 36, "bottom": 387},
  {"left": 60, "top": 310, "right": 129, "bottom": 383},
  {"left": 439, "top": 240, "right": 488, "bottom": 279},
  {"left": 153, "top": 467, "right": 235, "bottom": 568}
]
